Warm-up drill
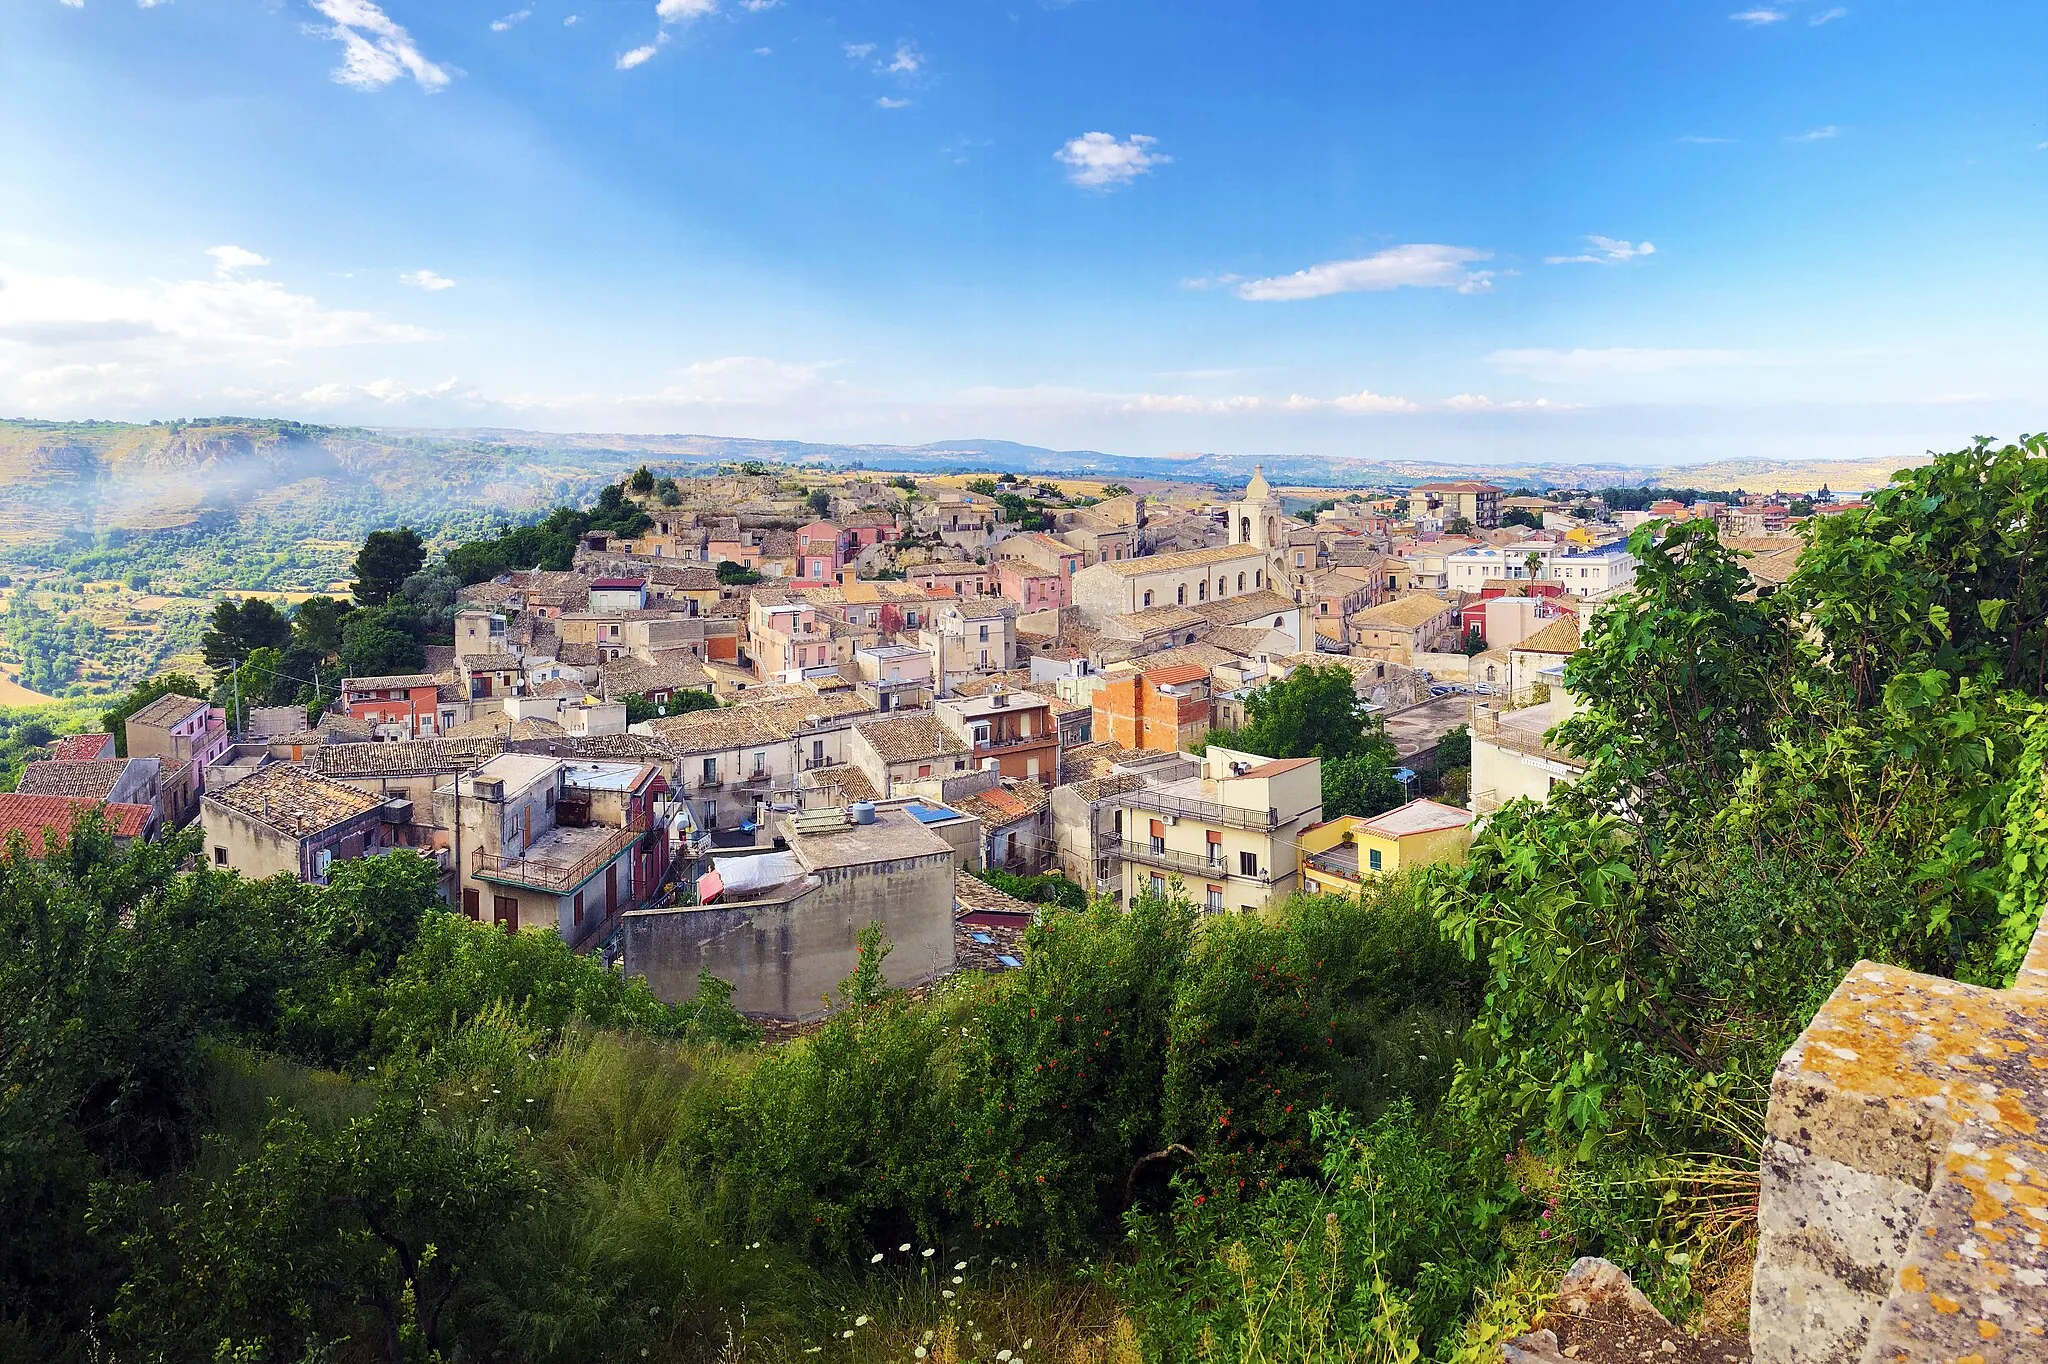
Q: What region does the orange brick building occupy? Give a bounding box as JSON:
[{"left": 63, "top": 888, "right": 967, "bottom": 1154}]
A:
[{"left": 1092, "top": 664, "right": 1213, "bottom": 755}]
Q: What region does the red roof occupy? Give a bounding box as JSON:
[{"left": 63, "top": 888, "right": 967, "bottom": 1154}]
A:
[
  {"left": 590, "top": 578, "right": 646, "bottom": 590},
  {"left": 51, "top": 733, "right": 116, "bottom": 761},
  {"left": 0, "top": 794, "right": 152, "bottom": 854},
  {"left": 1144, "top": 664, "right": 1210, "bottom": 687}
]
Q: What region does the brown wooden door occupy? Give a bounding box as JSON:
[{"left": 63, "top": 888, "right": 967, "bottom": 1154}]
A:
[
  {"left": 492, "top": 895, "right": 518, "bottom": 932},
  {"left": 462, "top": 888, "right": 480, "bottom": 920},
  {"left": 606, "top": 863, "right": 618, "bottom": 915}
]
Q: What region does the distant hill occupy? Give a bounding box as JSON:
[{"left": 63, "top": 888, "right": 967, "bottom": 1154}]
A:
[{"left": 0, "top": 417, "right": 1927, "bottom": 545}]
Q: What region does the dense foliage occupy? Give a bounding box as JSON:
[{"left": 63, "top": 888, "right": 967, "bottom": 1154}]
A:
[
  {"left": 1210, "top": 664, "right": 1406, "bottom": 821},
  {"left": 7, "top": 436, "right": 2048, "bottom": 1363}
]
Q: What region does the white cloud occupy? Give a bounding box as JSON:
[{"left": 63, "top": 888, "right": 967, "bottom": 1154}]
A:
[
  {"left": 643, "top": 356, "right": 843, "bottom": 406},
  {"left": 954, "top": 383, "right": 1419, "bottom": 418},
  {"left": 655, "top": 0, "right": 716, "bottom": 18},
  {"left": 60, "top": 0, "right": 84, "bottom": 8},
  {"left": 888, "top": 43, "right": 922, "bottom": 74},
  {"left": 755, "top": 46, "right": 771, "bottom": 55},
  {"left": 844, "top": 41, "right": 876, "bottom": 59},
  {"left": 1329, "top": 388, "right": 1420, "bottom": 414},
  {"left": 1809, "top": 6, "right": 1847, "bottom": 24},
  {"left": 398, "top": 268, "right": 455, "bottom": 291},
  {"left": 1730, "top": 8, "right": 1786, "bottom": 24},
  {"left": 0, "top": 251, "right": 436, "bottom": 410},
  {"left": 876, "top": 97, "right": 911, "bottom": 109},
  {"left": 490, "top": 8, "right": 530, "bottom": 31},
  {"left": 1484, "top": 347, "right": 1760, "bottom": 381},
  {"left": 1442, "top": 394, "right": 1579, "bottom": 412},
  {"left": 206, "top": 245, "right": 271, "bottom": 277},
  {"left": 309, "top": 0, "right": 452, "bottom": 92},
  {"left": 1788, "top": 124, "right": 1839, "bottom": 142},
  {"left": 1545, "top": 235, "right": 1656, "bottom": 266},
  {"left": 563, "top": 13, "right": 580, "bottom": 24},
  {"left": 1054, "top": 132, "right": 1171, "bottom": 190},
  {"left": 741, "top": 0, "right": 780, "bottom": 9},
  {"left": 617, "top": 40, "right": 662, "bottom": 68},
  {"left": 1230, "top": 244, "right": 1494, "bottom": 302},
  {"left": 136, "top": 0, "right": 173, "bottom": 8},
  {"left": 1678, "top": 134, "right": 1737, "bottom": 144}
]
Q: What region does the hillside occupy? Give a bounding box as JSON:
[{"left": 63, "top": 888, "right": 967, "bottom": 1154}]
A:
[{"left": 0, "top": 419, "right": 1927, "bottom": 545}]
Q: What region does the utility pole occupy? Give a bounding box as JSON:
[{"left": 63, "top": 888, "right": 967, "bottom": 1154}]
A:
[{"left": 231, "top": 657, "right": 242, "bottom": 737}]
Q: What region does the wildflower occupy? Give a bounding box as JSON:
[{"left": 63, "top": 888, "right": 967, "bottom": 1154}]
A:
[
  {"left": 1023, "top": 1340, "right": 1034, "bottom": 1351},
  {"left": 942, "top": 1290, "right": 956, "bottom": 1299},
  {"left": 954, "top": 1261, "right": 966, "bottom": 1270},
  {"left": 900, "top": 1243, "right": 913, "bottom": 1253},
  {"left": 952, "top": 1276, "right": 964, "bottom": 1285},
  {"left": 922, "top": 1247, "right": 935, "bottom": 1258},
  {"left": 842, "top": 1330, "right": 854, "bottom": 1339},
  {"left": 914, "top": 1349, "right": 927, "bottom": 1360},
  {"left": 999, "top": 1353, "right": 1014, "bottom": 1362},
  {"left": 855, "top": 1315, "right": 869, "bottom": 1326},
  {"left": 871, "top": 1252, "right": 885, "bottom": 1263}
]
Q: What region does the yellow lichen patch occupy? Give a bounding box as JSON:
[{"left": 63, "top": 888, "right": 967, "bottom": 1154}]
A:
[
  {"left": 1977, "top": 1319, "right": 2000, "bottom": 1338},
  {"left": 1903, "top": 1265, "right": 1929, "bottom": 1292},
  {"left": 1930, "top": 1293, "right": 1963, "bottom": 1314}
]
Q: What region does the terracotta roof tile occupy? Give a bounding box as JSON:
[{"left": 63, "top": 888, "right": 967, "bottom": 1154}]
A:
[{"left": 0, "top": 794, "right": 152, "bottom": 851}]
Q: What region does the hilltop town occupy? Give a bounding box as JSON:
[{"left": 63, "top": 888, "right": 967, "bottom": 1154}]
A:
[{"left": 5, "top": 458, "right": 1845, "bottom": 1019}]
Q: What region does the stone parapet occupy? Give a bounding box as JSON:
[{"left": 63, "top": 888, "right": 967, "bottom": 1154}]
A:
[{"left": 1750, "top": 908, "right": 2048, "bottom": 1364}]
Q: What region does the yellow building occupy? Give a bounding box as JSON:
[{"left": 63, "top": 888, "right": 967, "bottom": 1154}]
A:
[
  {"left": 1297, "top": 799, "right": 1475, "bottom": 893},
  {"left": 1102, "top": 745, "right": 1322, "bottom": 913}
]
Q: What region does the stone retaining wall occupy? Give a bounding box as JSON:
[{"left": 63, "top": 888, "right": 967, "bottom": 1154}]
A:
[{"left": 1749, "top": 914, "right": 2048, "bottom": 1362}]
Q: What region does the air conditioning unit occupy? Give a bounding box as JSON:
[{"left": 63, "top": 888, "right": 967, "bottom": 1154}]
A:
[{"left": 1162, "top": 814, "right": 1177, "bottom": 827}]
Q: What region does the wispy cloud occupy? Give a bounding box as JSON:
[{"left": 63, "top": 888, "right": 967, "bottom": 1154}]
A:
[
  {"left": 1788, "top": 124, "right": 1839, "bottom": 142},
  {"left": 655, "top": 0, "right": 716, "bottom": 18},
  {"left": 1225, "top": 244, "right": 1494, "bottom": 302},
  {"left": 741, "top": 0, "right": 780, "bottom": 9},
  {"left": 0, "top": 250, "right": 437, "bottom": 410},
  {"left": 207, "top": 245, "right": 270, "bottom": 277},
  {"left": 1678, "top": 134, "right": 1737, "bottom": 144},
  {"left": 888, "top": 43, "right": 923, "bottom": 74},
  {"left": 958, "top": 383, "right": 1423, "bottom": 418},
  {"left": 308, "top": 0, "right": 452, "bottom": 92},
  {"left": 490, "top": 8, "right": 530, "bottom": 31},
  {"left": 398, "top": 269, "right": 455, "bottom": 291},
  {"left": 876, "top": 97, "right": 911, "bottom": 109},
  {"left": 1485, "top": 347, "right": 1760, "bottom": 381},
  {"left": 1730, "top": 8, "right": 1786, "bottom": 24},
  {"left": 1442, "top": 394, "right": 1577, "bottom": 412},
  {"left": 1054, "top": 132, "right": 1171, "bottom": 190},
  {"left": 844, "top": 41, "right": 876, "bottom": 59},
  {"left": 617, "top": 41, "right": 661, "bottom": 68},
  {"left": 1809, "top": 6, "right": 1847, "bottom": 24},
  {"left": 1545, "top": 235, "right": 1656, "bottom": 266}
]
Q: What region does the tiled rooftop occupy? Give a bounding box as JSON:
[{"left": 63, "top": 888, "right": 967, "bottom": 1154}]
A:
[
  {"left": 126, "top": 692, "right": 208, "bottom": 729},
  {"left": 1092, "top": 544, "right": 1265, "bottom": 577},
  {"left": 205, "top": 765, "right": 386, "bottom": 837},
  {"left": 50, "top": 733, "right": 115, "bottom": 761},
  {"left": 16, "top": 759, "right": 132, "bottom": 801},
  {"left": 857, "top": 714, "right": 968, "bottom": 763},
  {"left": 309, "top": 737, "right": 506, "bottom": 778},
  {"left": 0, "top": 794, "right": 152, "bottom": 850}
]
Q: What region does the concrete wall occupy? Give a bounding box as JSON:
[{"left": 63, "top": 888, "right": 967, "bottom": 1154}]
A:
[{"left": 623, "top": 847, "right": 957, "bottom": 1019}]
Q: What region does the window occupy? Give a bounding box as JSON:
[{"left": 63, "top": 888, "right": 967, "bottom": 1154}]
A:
[
  {"left": 918, "top": 764, "right": 932, "bottom": 777},
  {"left": 1237, "top": 572, "right": 1246, "bottom": 591},
  {"left": 462, "top": 888, "right": 480, "bottom": 920},
  {"left": 1149, "top": 874, "right": 1167, "bottom": 897},
  {"left": 1206, "top": 885, "right": 1224, "bottom": 912},
  {"left": 1176, "top": 585, "right": 1186, "bottom": 605},
  {"left": 1150, "top": 834, "right": 1166, "bottom": 855},
  {"left": 702, "top": 757, "right": 718, "bottom": 783},
  {"left": 979, "top": 624, "right": 989, "bottom": 642},
  {"left": 1239, "top": 849, "right": 1258, "bottom": 878},
  {"left": 1206, "top": 829, "right": 1223, "bottom": 864},
  {"left": 493, "top": 895, "right": 519, "bottom": 932},
  {"left": 753, "top": 750, "right": 768, "bottom": 776},
  {"left": 213, "top": 845, "right": 228, "bottom": 865},
  {"left": 573, "top": 891, "right": 585, "bottom": 925},
  {"left": 1295, "top": 552, "right": 1305, "bottom": 567},
  {"left": 1368, "top": 848, "right": 1383, "bottom": 872},
  {"left": 546, "top": 788, "right": 556, "bottom": 809},
  {"left": 1142, "top": 590, "right": 1154, "bottom": 607}
]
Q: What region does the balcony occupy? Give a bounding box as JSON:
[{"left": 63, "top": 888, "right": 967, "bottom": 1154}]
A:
[
  {"left": 1302, "top": 845, "right": 1364, "bottom": 882},
  {"left": 1119, "top": 788, "right": 1280, "bottom": 831},
  {"left": 473, "top": 813, "right": 650, "bottom": 895},
  {"left": 1107, "top": 839, "right": 1272, "bottom": 885},
  {"left": 978, "top": 730, "right": 1056, "bottom": 753},
  {"left": 741, "top": 770, "right": 773, "bottom": 788},
  {"left": 695, "top": 775, "right": 724, "bottom": 790}
]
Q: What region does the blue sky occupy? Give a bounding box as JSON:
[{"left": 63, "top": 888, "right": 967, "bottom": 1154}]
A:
[{"left": 1, "top": 0, "right": 2043, "bottom": 467}]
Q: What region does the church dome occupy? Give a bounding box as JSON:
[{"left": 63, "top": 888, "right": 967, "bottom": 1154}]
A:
[{"left": 1244, "top": 465, "right": 1272, "bottom": 500}]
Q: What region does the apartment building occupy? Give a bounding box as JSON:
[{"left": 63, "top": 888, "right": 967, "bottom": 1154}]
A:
[
  {"left": 436, "top": 753, "right": 671, "bottom": 948},
  {"left": 637, "top": 693, "right": 874, "bottom": 831},
  {"left": 1091, "top": 664, "right": 1213, "bottom": 755},
  {"left": 748, "top": 597, "right": 844, "bottom": 684},
  {"left": 935, "top": 686, "right": 1060, "bottom": 785},
  {"left": 124, "top": 692, "right": 229, "bottom": 827},
  {"left": 1412, "top": 481, "right": 1504, "bottom": 529},
  {"left": 1098, "top": 745, "right": 1322, "bottom": 913},
  {"left": 849, "top": 643, "right": 934, "bottom": 714}
]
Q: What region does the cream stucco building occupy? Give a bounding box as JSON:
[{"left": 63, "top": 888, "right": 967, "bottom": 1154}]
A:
[{"left": 1099, "top": 745, "right": 1322, "bottom": 913}]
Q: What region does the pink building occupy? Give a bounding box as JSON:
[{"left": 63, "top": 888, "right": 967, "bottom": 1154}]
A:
[
  {"left": 995, "top": 561, "right": 1069, "bottom": 612},
  {"left": 796, "top": 521, "right": 851, "bottom": 583}
]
